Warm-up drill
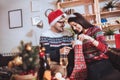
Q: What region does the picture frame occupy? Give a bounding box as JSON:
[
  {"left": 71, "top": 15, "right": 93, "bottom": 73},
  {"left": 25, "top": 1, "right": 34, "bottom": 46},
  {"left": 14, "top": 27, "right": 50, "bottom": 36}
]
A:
[
  {"left": 8, "top": 9, "right": 23, "bottom": 29},
  {"left": 31, "top": 0, "right": 40, "bottom": 12}
]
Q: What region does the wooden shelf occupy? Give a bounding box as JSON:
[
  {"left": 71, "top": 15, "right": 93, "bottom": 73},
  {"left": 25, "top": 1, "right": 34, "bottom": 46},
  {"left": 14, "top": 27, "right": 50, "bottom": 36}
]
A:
[
  {"left": 106, "top": 39, "right": 115, "bottom": 43},
  {"left": 100, "top": 10, "right": 120, "bottom": 18},
  {"left": 59, "top": 0, "right": 93, "bottom": 8},
  {"left": 60, "top": 1, "right": 83, "bottom": 8},
  {"left": 99, "top": 0, "right": 107, "bottom": 2},
  {"left": 102, "top": 24, "right": 120, "bottom": 31},
  {"left": 58, "top": 0, "right": 120, "bottom": 32},
  {"left": 82, "top": 14, "right": 96, "bottom": 17},
  {"left": 105, "top": 35, "right": 115, "bottom": 43}
]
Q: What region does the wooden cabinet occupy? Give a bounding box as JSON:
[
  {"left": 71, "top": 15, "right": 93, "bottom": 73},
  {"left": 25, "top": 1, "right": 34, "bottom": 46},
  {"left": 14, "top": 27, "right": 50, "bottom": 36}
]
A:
[
  {"left": 98, "top": 0, "right": 120, "bottom": 31},
  {"left": 99, "top": 0, "right": 120, "bottom": 48},
  {"left": 57, "top": 0, "right": 96, "bottom": 24},
  {"left": 57, "top": 0, "right": 120, "bottom": 31},
  {"left": 58, "top": 0, "right": 93, "bottom": 8}
]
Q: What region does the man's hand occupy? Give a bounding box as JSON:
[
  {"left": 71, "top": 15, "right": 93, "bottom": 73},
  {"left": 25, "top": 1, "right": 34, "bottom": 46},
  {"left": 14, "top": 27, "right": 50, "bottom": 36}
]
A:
[{"left": 60, "top": 46, "right": 72, "bottom": 55}]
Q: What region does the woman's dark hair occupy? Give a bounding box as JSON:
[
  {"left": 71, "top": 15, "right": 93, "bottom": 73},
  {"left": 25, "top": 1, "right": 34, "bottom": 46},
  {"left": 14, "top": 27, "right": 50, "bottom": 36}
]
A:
[{"left": 68, "top": 13, "right": 94, "bottom": 29}]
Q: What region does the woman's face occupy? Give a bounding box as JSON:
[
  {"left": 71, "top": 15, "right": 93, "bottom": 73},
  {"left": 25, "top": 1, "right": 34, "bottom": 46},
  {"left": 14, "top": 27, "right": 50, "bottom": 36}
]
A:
[{"left": 69, "top": 21, "right": 83, "bottom": 34}]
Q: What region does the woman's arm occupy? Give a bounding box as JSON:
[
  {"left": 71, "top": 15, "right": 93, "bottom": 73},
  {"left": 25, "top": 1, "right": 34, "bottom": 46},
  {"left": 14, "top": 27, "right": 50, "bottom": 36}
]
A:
[{"left": 78, "top": 31, "right": 108, "bottom": 52}]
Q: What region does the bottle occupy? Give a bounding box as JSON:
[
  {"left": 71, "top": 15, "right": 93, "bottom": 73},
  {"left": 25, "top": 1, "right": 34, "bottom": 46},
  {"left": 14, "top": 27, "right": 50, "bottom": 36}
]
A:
[{"left": 38, "top": 44, "right": 51, "bottom": 80}]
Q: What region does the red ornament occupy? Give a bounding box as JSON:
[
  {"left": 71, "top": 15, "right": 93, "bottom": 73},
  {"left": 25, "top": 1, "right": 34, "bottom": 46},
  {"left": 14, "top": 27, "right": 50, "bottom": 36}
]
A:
[{"left": 39, "top": 52, "right": 45, "bottom": 57}]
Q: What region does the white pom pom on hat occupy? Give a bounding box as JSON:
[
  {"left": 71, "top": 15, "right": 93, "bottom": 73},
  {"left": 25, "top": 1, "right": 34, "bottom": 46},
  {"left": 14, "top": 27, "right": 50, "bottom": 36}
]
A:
[{"left": 48, "top": 9, "right": 66, "bottom": 26}]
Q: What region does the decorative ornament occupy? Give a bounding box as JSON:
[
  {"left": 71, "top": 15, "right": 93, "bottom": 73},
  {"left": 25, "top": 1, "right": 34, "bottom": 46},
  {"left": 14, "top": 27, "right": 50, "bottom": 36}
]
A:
[
  {"left": 37, "top": 20, "right": 43, "bottom": 28},
  {"left": 8, "top": 56, "right": 22, "bottom": 69},
  {"left": 45, "top": 9, "right": 54, "bottom": 17},
  {"left": 54, "top": 72, "right": 65, "bottom": 80},
  {"left": 8, "top": 41, "right": 40, "bottom": 75},
  {"left": 25, "top": 43, "right": 32, "bottom": 51}
]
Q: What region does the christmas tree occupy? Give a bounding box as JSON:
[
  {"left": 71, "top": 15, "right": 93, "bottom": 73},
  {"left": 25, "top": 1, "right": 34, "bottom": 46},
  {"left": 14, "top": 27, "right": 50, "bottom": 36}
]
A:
[{"left": 8, "top": 41, "right": 40, "bottom": 75}]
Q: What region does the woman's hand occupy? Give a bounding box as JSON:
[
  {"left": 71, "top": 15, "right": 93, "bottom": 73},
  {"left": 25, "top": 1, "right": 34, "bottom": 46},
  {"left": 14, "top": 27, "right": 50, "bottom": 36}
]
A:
[
  {"left": 78, "top": 34, "right": 94, "bottom": 42},
  {"left": 78, "top": 34, "right": 99, "bottom": 46}
]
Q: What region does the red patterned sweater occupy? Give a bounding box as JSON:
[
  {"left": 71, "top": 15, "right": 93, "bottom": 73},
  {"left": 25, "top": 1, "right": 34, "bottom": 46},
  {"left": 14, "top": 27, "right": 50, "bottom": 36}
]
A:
[{"left": 83, "top": 26, "right": 108, "bottom": 62}]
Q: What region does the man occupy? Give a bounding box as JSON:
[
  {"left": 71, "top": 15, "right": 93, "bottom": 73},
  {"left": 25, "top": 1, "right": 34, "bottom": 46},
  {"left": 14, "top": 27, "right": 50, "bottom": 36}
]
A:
[{"left": 40, "top": 9, "right": 74, "bottom": 78}]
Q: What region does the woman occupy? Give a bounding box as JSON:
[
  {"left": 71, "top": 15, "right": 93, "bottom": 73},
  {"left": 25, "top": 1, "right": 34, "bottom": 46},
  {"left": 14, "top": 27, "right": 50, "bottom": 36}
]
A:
[{"left": 67, "top": 13, "right": 120, "bottom": 80}]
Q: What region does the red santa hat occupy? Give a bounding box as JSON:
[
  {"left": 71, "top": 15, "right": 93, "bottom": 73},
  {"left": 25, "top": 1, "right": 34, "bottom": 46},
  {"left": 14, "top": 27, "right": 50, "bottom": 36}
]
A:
[{"left": 48, "top": 9, "right": 66, "bottom": 26}]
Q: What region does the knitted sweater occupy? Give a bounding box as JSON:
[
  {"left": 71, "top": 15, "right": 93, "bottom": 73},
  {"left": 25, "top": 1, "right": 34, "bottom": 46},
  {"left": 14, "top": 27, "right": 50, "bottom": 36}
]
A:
[
  {"left": 83, "top": 26, "right": 108, "bottom": 62},
  {"left": 40, "top": 29, "right": 74, "bottom": 76}
]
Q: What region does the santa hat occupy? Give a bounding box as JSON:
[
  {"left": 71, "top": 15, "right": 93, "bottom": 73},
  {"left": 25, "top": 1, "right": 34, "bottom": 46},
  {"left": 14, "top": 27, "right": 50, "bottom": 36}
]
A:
[{"left": 48, "top": 9, "right": 66, "bottom": 26}]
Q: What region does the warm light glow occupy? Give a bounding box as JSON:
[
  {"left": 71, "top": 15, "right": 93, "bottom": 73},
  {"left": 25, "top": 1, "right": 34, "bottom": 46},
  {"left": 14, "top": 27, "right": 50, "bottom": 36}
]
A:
[{"left": 13, "top": 56, "right": 23, "bottom": 66}]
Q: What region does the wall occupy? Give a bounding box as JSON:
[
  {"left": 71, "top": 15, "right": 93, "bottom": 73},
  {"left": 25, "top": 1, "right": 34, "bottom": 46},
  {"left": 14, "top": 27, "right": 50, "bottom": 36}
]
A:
[{"left": 0, "top": 0, "right": 57, "bottom": 53}]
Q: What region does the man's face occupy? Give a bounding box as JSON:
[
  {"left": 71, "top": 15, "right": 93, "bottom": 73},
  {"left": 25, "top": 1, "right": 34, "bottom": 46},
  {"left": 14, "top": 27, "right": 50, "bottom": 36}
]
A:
[{"left": 53, "top": 18, "right": 66, "bottom": 33}]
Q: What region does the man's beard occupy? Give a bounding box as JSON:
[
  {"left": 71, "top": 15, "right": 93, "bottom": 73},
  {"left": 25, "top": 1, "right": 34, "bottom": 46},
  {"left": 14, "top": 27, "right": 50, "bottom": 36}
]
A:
[{"left": 55, "top": 25, "right": 64, "bottom": 33}]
